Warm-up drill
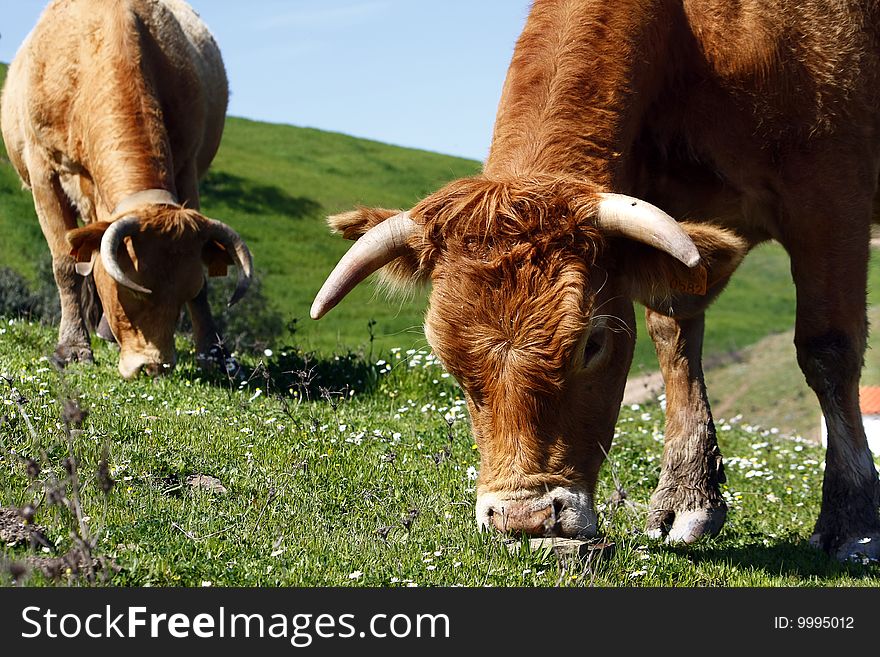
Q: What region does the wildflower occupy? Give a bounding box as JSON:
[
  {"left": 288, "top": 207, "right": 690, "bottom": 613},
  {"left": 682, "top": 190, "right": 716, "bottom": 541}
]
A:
[
  {"left": 466, "top": 466, "right": 478, "bottom": 481},
  {"left": 349, "top": 570, "right": 363, "bottom": 580}
]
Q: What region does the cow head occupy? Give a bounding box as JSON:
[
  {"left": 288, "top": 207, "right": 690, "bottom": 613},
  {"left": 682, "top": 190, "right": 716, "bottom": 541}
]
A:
[
  {"left": 313, "top": 176, "right": 745, "bottom": 538},
  {"left": 66, "top": 204, "right": 252, "bottom": 379}
]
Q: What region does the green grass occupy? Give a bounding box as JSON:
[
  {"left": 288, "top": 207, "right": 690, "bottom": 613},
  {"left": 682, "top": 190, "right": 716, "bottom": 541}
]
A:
[{"left": 1, "top": 320, "right": 878, "bottom": 586}]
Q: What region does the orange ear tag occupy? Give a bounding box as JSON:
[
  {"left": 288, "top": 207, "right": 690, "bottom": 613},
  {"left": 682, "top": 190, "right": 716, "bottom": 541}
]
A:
[{"left": 74, "top": 252, "right": 97, "bottom": 277}]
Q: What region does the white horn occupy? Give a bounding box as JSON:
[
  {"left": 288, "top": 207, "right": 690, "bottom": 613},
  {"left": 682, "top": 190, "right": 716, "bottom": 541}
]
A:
[
  {"left": 311, "top": 212, "right": 418, "bottom": 320},
  {"left": 596, "top": 193, "right": 700, "bottom": 267},
  {"left": 100, "top": 215, "right": 152, "bottom": 294}
]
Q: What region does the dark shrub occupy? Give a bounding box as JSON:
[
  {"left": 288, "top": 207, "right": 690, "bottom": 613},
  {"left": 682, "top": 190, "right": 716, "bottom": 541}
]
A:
[
  {"left": 178, "top": 273, "right": 285, "bottom": 353},
  {"left": 0, "top": 261, "right": 59, "bottom": 323}
]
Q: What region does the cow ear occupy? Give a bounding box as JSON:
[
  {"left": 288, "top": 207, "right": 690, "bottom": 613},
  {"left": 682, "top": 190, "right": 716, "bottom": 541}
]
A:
[
  {"left": 66, "top": 222, "right": 111, "bottom": 276},
  {"left": 327, "top": 207, "right": 426, "bottom": 288},
  {"left": 616, "top": 222, "right": 748, "bottom": 317},
  {"left": 328, "top": 206, "right": 402, "bottom": 239},
  {"left": 202, "top": 240, "right": 235, "bottom": 277}
]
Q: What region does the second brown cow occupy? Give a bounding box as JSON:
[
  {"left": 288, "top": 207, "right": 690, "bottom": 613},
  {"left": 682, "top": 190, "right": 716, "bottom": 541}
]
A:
[{"left": 1, "top": 0, "right": 252, "bottom": 379}]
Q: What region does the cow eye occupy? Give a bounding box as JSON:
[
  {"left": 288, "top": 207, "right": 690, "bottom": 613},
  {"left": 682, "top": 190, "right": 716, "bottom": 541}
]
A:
[
  {"left": 584, "top": 337, "right": 602, "bottom": 362},
  {"left": 583, "top": 329, "right": 606, "bottom": 366}
]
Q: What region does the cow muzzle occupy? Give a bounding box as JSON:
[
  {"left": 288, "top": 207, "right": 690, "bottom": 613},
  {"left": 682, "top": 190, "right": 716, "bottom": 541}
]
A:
[
  {"left": 476, "top": 486, "right": 597, "bottom": 538},
  {"left": 118, "top": 351, "right": 176, "bottom": 379}
]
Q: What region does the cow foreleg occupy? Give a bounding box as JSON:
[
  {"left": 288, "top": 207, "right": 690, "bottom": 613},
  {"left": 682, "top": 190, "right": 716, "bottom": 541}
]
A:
[
  {"left": 30, "top": 168, "right": 93, "bottom": 365},
  {"left": 186, "top": 282, "right": 240, "bottom": 378},
  {"left": 179, "top": 170, "right": 242, "bottom": 378},
  {"left": 645, "top": 310, "right": 727, "bottom": 543},
  {"left": 789, "top": 236, "right": 880, "bottom": 562}
]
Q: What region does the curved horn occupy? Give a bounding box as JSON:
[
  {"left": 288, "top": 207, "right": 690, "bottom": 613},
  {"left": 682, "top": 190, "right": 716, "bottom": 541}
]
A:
[
  {"left": 100, "top": 215, "right": 152, "bottom": 294},
  {"left": 596, "top": 193, "right": 701, "bottom": 267},
  {"left": 311, "top": 212, "right": 419, "bottom": 320},
  {"left": 204, "top": 220, "right": 254, "bottom": 307}
]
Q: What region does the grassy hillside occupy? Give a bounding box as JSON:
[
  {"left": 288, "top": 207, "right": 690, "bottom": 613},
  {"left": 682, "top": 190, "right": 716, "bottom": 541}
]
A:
[
  {"left": 2, "top": 319, "right": 878, "bottom": 587},
  {"left": 2, "top": 59, "right": 879, "bottom": 370}
]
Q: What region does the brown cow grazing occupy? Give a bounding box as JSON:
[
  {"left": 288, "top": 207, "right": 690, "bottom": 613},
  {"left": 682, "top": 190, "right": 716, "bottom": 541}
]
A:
[
  {"left": 313, "top": 0, "right": 880, "bottom": 561},
  {"left": 1, "top": 0, "right": 252, "bottom": 379}
]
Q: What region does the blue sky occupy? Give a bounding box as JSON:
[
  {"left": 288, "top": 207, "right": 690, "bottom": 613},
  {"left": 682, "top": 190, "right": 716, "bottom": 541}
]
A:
[{"left": 0, "top": 1, "right": 532, "bottom": 161}]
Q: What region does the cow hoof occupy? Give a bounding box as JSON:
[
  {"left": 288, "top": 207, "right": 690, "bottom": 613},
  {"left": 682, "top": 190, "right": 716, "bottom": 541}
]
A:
[
  {"left": 666, "top": 508, "right": 726, "bottom": 544},
  {"left": 810, "top": 532, "right": 880, "bottom": 563},
  {"left": 197, "top": 345, "right": 243, "bottom": 379},
  {"left": 52, "top": 344, "right": 94, "bottom": 367},
  {"left": 647, "top": 505, "right": 726, "bottom": 544}
]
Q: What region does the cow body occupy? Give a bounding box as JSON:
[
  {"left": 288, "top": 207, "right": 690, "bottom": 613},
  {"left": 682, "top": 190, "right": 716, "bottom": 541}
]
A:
[
  {"left": 1, "top": 0, "right": 251, "bottom": 378},
  {"left": 315, "top": 0, "right": 880, "bottom": 560}
]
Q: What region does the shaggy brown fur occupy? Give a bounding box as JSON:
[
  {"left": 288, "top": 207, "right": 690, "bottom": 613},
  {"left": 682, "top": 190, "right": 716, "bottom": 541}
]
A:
[{"left": 323, "top": 0, "right": 880, "bottom": 558}]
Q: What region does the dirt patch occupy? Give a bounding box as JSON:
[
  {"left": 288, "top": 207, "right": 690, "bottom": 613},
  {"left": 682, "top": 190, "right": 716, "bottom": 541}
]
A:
[
  {"left": 0, "top": 507, "right": 52, "bottom": 549},
  {"left": 1, "top": 507, "right": 119, "bottom": 583},
  {"left": 187, "top": 474, "right": 228, "bottom": 494},
  {"left": 16, "top": 548, "right": 117, "bottom": 582},
  {"left": 622, "top": 370, "right": 665, "bottom": 405}
]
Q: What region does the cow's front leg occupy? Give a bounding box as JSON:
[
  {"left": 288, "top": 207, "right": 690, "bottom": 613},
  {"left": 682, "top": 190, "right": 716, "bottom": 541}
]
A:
[
  {"left": 30, "top": 167, "right": 93, "bottom": 365},
  {"left": 645, "top": 310, "right": 727, "bottom": 543},
  {"left": 186, "top": 281, "right": 241, "bottom": 377}
]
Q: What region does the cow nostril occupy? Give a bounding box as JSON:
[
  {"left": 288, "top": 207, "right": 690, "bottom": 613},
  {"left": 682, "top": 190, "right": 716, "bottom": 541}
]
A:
[
  {"left": 552, "top": 499, "right": 564, "bottom": 519},
  {"left": 544, "top": 500, "right": 565, "bottom": 536},
  {"left": 142, "top": 363, "right": 170, "bottom": 377}
]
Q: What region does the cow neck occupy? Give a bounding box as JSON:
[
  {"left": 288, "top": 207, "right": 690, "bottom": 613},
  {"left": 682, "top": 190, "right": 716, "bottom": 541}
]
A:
[
  {"left": 112, "top": 189, "right": 181, "bottom": 216},
  {"left": 483, "top": 0, "right": 676, "bottom": 188}
]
